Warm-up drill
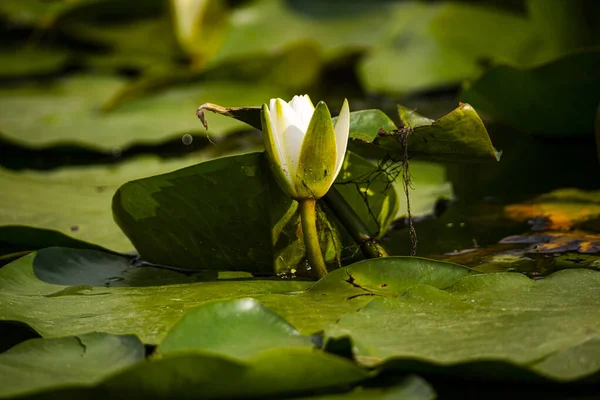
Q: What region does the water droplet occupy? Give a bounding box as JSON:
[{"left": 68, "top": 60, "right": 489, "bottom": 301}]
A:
[{"left": 182, "top": 134, "right": 193, "bottom": 145}]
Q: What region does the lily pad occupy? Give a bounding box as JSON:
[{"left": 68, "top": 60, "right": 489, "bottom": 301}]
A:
[
  {"left": 0, "top": 49, "right": 69, "bottom": 78},
  {"left": 102, "top": 348, "right": 370, "bottom": 400},
  {"left": 158, "top": 298, "right": 315, "bottom": 359},
  {"left": 392, "top": 161, "right": 453, "bottom": 220},
  {"left": 0, "top": 156, "right": 210, "bottom": 255},
  {"left": 0, "top": 319, "right": 368, "bottom": 399},
  {"left": 53, "top": 0, "right": 180, "bottom": 70},
  {"left": 0, "top": 74, "right": 290, "bottom": 151},
  {"left": 0, "top": 332, "right": 144, "bottom": 399},
  {"left": 0, "top": 0, "right": 101, "bottom": 26},
  {"left": 462, "top": 50, "right": 600, "bottom": 136},
  {"left": 0, "top": 249, "right": 469, "bottom": 343},
  {"left": 112, "top": 151, "right": 397, "bottom": 272},
  {"left": 351, "top": 104, "right": 499, "bottom": 163},
  {"left": 326, "top": 269, "right": 600, "bottom": 382},
  {"left": 198, "top": 102, "right": 498, "bottom": 163},
  {"left": 358, "top": 2, "right": 542, "bottom": 96},
  {"left": 209, "top": 0, "right": 395, "bottom": 64}
]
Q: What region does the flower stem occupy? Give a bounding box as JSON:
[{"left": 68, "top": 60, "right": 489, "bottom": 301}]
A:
[
  {"left": 324, "top": 187, "right": 390, "bottom": 258},
  {"left": 299, "top": 199, "right": 328, "bottom": 279}
]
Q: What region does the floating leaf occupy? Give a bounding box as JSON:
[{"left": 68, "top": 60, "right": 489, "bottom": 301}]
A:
[
  {"left": 0, "top": 332, "right": 144, "bottom": 399},
  {"left": 462, "top": 50, "right": 600, "bottom": 136},
  {"left": 326, "top": 269, "right": 600, "bottom": 382},
  {"left": 102, "top": 348, "right": 370, "bottom": 400},
  {"left": 392, "top": 161, "right": 453, "bottom": 220},
  {"left": 198, "top": 101, "right": 497, "bottom": 163},
  {"left": 158, "top": 298, "right": 314, "bottom": 359},
  {"left": 113, "top": 151, "right": 397, "bottom": 272},
  {"left": 0, "top": 49, "right": 69, "bottom": 78},
  {"left": 57, "top": 0, "right": 180, "bottom": 70},
  {"left": 0, "top": 0, "right": 101, "bottom": 26},
  {"left": 351, "top": 104, "right": 499, "bottom": 163},
  {"left": 0, "top": 74, "right": 289, "bottom": 150},
  {"left": 0, "top": 250, "right": 468, "bottom": 343},
  {"left": 0, "top": 156, "right": 209, "bottom": 255},
  {"left": 209, "top": 0, "right": 394, "bottom": 64},
  {"left": 358, "top": 2, "right": 542, "bottom": 96}
]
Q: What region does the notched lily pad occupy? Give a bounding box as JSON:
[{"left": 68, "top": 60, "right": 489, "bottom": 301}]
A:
[
  {"left": 0, "top": 74, "right": 288, "bottom": 151},
  {"left": 0, "top": 156, "right": 209, "bottom": 255},
  {"left": 112, "top": 151, "right": 396, "bottom": 273},
  {"left": 0, "top": 332, "right": 144, "bottom": 399},
  {"left": 363, "top": 103, "right": 500, "bottom": 163},
  {"left": 197, "top": 100, "right": 498, "bottom": 163},
  {"left": 326, "top": 269, "right": 600, "bottom": 383},
  {"left": 0, "top": 250, "right": 469, "bottom": 343}
]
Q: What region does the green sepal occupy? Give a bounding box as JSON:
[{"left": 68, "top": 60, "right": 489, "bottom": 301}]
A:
[{"left": 296, "top": 101, "right": 338, "bottom": 199}]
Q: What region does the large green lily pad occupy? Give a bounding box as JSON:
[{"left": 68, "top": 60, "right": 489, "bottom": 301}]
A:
[
  {"left": 462, "top": 50, "right": 600, "bottom": 136},
  {"left": 158, "top": 298, "right": 315, "bottom": 359},
  {"left": 102, "top": 348, "right": 370, "bottom": 400},
  {"left": 198, "top": 101, "right": 498, "bottom": 163},
  {"left": 209, "top": 0, "right": 395, "bottom": 64},
  {"left": 112, "top": 151, "right": 397, "bottom": 273},
  {"left": 0, "top": 74, "right": 289, "bottom": 150},
  {"left": 357, "top": 2, "right": 542, "bottom": 96},
  {"left": 0, "top": 49, "right": 70, "bottom": 79},
  {"left": 0, "top": 249, "right": 469, "bottom": 344},
  {"left": 0, "top": 0, "right": 101, "bottom": 26},
  {"left": 0, "top": 332, "right": 144, "bottom": 399},
  {"left": 4, "top": 248, "right": 600, "bottom": 383},
  {"left": 326, "top": 269, "right": 600, "bottom": 382},
  {"left": 0, "top": 334, "right": 369, "bottom": 399},
  {"left": 349, "top": 104, "right": 499, "bottom": 163},
  {"left": 0, "top": 156, "right": 213, "bottom": 255}
]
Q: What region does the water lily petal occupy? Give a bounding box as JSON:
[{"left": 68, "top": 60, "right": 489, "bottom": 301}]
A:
[
  {"left": 273, "top": 98, "right": 305, "bottom": 180},
  {"left": 296, "top": 101, "right": 337, "bottom": 199},
  {"left": 289, "top": 95, "right": 315, "bottom": 133},
  {"left": 261, "top": 103, "right": 296, "bottom": 197},
  {"left": 333, "top": 98, "right": 350, "bottom": 180}
]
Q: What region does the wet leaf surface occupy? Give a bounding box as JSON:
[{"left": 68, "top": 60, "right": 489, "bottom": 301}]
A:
[
  {"left": 375, "top": 104, "right": 499, "bottom": 163},
  {"left": 113, "top": 151, "right": 397, "bottom": 272},
  {"left": 0, "top": 332, "right": 144, "bottom": 399},
  {"left": 158, "top": 298, "right": 314, "bottom": 359},
  {"left": 358, "top": 2, "right": 542, "bottom": 96},
  {"left": 0, "top": 75, "right": 289, "bottom": 150},
  {"left": 326, "top": 269, "right": 600, "bottom": 382},
  {"left": 0, "top": 156, "right": 213, "bottom": 254},
  {"left": 197, "top": 101, "right": 498, "bottom": 163},
  {"left": 0, "top": 250, "right": 468, "bottom": 344}
]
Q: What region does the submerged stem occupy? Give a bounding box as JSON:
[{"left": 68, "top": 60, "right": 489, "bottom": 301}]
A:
[
  {"left": 299, "top": 199, "right": 328, "bottom": 279},
  {"left": 324, "top": 187, "right": 390, "bottom": 258}
]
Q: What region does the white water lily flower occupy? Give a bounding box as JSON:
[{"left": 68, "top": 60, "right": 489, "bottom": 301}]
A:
[{"left": 261, "top": 95, "right": 350, "bottom": 200}]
